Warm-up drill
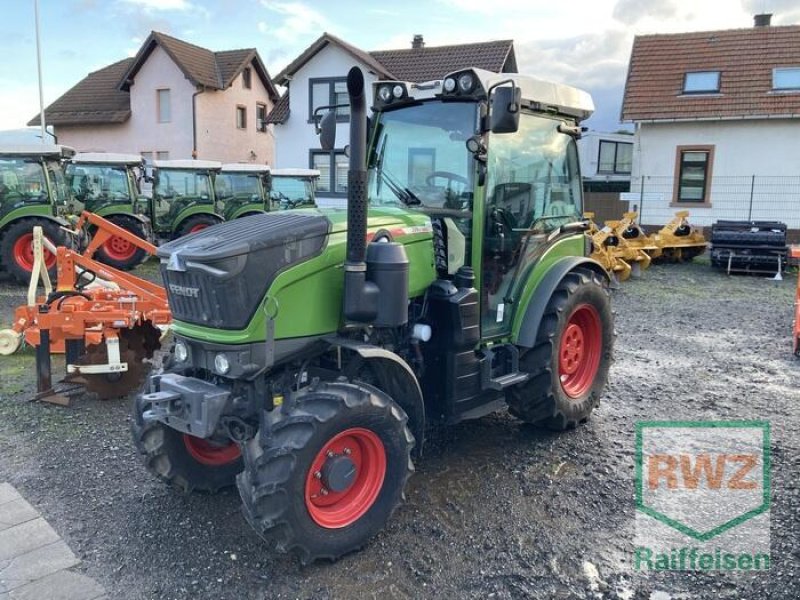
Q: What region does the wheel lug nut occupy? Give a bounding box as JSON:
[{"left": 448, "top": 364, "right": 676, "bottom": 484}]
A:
[
  {"left": 314, "top": 471, "right": 322, "bottom": 479},
  {"left": 343, "top": 448, "right": 351, "bottom": 455},
  {"left": 326, "top": 450, "right": 335, "bottom": 458},
  {"left": 320, "top": 488, "right": 328, "bottom": 495}
]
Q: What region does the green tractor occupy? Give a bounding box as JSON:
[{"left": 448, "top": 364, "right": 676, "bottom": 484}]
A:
[
  {"left": 150, "top": 159, "right": 223, "bottom": 240},
  {"left": 134, "top": 67, "right": 613, "bottom": 563},
  {"left": 216, "top": 164, "right": 272, "bottom": 221},
  {"left": 66, "top": 152, "right": 153, "bottom": 270},
  {"left": 0, "top": 144, "right": 74, "bottom": 283},
  {"left": 269, "top": 168, "right": 319, "bottom": 210}
]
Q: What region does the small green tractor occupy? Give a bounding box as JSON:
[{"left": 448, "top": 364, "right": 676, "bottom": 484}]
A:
[
  {"left": 134, "top": 67, "right": 613, "bottom": 563},
  {"left": 216, "top": 164, "right": 272, "bottom": 221},
  {"left": 66, "top": 152, "right": 153, "bottom": 270},
  {"left": 0, "top": 144, "right": 74, "bottom": 283},
  {"left": 269, "top": 168, "right": 319, "bottom": 210}
]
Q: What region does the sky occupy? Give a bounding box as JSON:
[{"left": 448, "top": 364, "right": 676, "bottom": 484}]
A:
[{"left": 0, "top": 0, "right": 798, "bottom": 137}]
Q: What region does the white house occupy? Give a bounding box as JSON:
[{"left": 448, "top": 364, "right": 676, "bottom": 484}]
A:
[
  {"left": 29, "top": 31, "right": 279, "bottom": 165},
  {"left": 621, "top": 15, "right": 800, "bottom": 228},
  {"left": 267, "top": 33, "right": 517, "bottom": 206}
]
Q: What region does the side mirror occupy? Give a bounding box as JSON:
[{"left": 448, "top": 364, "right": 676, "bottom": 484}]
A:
[
  {"left": 319, "top": 111, "right": 337, "bottom": 151},
  {"left": 262, "top": 171, "right": 272, "bottom": 192},
  {"left": 490, "top": 85, "right": 521, "bottom": 134}
]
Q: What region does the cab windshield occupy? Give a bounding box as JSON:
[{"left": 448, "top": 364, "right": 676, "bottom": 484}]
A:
[
  {"left": 0, "top": 158, "right": 49, "bottom": 206},
  {"left": 215, "top": 173, "right": 262, "bottom": 202},
  {"left": 270, "top": 176, "right": 315, "bottom": 209},
  {"left": 368, "top": 101, "right": 477, "bottom": 211},
  {"left": 155, "top": 169, "right": 211, "bottom": 200},
  {"left": 67, "top": 164, "right": 131, "bottom": 204}
]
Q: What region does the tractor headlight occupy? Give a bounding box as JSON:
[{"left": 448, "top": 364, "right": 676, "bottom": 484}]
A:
[
  {"left": 174, "top": 341, "right": 188, "bottom": 362},
  {"left": 392, "top": 84, "right": 405, "bottom": 99},
  {"left": 214, "top": 353, "right": 230, "bottom": 375},
  {"left": 458, "top": 73, "right": 475, "bottom": 93},
  {"left": 443, "top": 77, "right": 457, "bottom": 93},
  {"left": 378, "top": 85, "right": 392, "bottom": 102}
]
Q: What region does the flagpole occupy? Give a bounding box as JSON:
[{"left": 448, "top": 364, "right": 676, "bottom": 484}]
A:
[{"left": 34, "top": 0, "right": 46, "bottom": 143}]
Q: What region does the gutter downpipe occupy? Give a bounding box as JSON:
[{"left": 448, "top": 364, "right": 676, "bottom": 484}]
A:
[{"left": 192, "top": 86, "right": 205, "bottom": 159}]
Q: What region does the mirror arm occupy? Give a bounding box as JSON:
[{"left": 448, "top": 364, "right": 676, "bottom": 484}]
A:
[{"left": 312, "top": 104, "right": 350, "bottom": 133}]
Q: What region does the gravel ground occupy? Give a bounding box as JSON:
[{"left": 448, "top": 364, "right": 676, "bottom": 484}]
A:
[{"left": 0, "top": 258, "right": 798, "bottom": 600}]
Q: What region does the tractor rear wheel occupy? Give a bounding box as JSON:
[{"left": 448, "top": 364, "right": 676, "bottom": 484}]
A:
[
  {"left": 93, "top": 216, "right": 149, "bottom": 270},
  {"left": 508, "top": 268, "right": 613, "bottom": 430},
  {"left": 0, "top": 219, "right": 67, "bottom": 284},
  {"left": 131, "top": 397, "right": 242, "bottom": 493},
  {"left": 237, "top": 381, "right": 414, "bottom": 564}
]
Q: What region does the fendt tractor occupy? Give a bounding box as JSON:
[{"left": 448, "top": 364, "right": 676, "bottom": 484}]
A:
[
  {"left": 134, "top": 67, "right": 613, "bottom": 563},
  {"left": 269, "top": 168, "right": 319, "bottom": 210},
  {"left": 0, "top": 144, "right": 74, "bottom": 283},
  {"left": 216, "top": 163, "right": 272, "bottom": 221},
  {"left": 66, "top": 152, "right": 153, "bottom": 270}
]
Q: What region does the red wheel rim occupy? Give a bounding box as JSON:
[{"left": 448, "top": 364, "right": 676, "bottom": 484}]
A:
[
  {"left": 13, "top": 233, "right": 55, "bottom": 271},
  {"left": 183, "top": 434, "right": 241, "bottom": 466},
  {"left": 189, "top": 224, "right": 209, "bottom": 233},
  {"left": 558, "top": 303, "right": 602, "bottom": 399},
  {"left": 305, "top": 428, "right": 386, "bottom": 529},
  {"left": 102, "top": 235, "right": 137, "bottom": 261}
]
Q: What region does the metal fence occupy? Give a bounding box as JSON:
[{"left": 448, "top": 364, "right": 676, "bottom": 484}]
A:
[{"left": 626, "top": 175, "right": 800, "bottom": 228}]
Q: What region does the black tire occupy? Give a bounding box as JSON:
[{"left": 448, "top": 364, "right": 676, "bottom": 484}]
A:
[
  {"left": 93, "top": 216, "right": 149, "bottom": 271},
  {"left": 131, "top": 396, "right": 243, "bottom": 493},
  {"left": 507, "top": 268, "right": 613, "bottom": 431},
  {"left": 175, "top": 214, "right": 220, "bottom": 238},
  {"left": 237, "top": 381, "right": 414, "bottom": 564},
  {"left": 0, "top": 218, "right": 69, "bottom": 284}
]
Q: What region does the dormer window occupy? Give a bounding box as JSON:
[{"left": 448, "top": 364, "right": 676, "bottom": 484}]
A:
[
  {"left": 243, "top": 67, "right": 252, "bottom": 89},
  {"left": 773, "top": 67, "right": 800, "bottom": 90},
  {"left": 683, "top": 71, "right": 720, "bottom": 94}
]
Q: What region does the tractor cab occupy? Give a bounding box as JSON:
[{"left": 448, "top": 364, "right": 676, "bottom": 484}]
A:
[
  {"left": 216, "top": 163, "right": 271, "bottom": 220},
  {"left": 66, "top": 153, "right": 147, "bottom": 217},
  {"left": 269, "top": 168, "right": 319, "bottom": 210},
  {"left": 0, "top": 144, "right": 75, "bottom": 282},
  {"left": 367, "top": 68, "right": 592, "bottom": 337},
  {"left": 151, "top": 159, "right": 222, "bottom": 238}
]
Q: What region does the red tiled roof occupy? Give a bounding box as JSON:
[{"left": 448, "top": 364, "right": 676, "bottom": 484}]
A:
[
  {"left": 266, "top": 92, "right": 289, "bottom": 124},
  {"left": 621, "top": 25, "right": 800, "bottom": 122}
]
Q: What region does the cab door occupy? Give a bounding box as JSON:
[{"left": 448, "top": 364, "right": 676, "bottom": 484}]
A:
[{"left": 480, "top": 113, "right": 583, "bottom": 338}]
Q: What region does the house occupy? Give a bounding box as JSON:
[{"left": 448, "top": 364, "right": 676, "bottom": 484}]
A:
[
  {"left": 29, "top": 31, "right": 279, "bottom": 165},
  {"left": 621, "top": 14, "right": 800, "bottom": 228},
  {"left": 267, "top": 33, "right": 517, "bottom": 205},
  {"left": 578, "top": 130, "right": 634, "bottom": 224}
]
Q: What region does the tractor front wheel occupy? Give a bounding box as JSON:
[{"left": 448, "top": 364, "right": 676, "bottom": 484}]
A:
[
  {"left": 0, "top": 219, "right": 67, "bottom": 284},
  {"left": 508, "top": 267, "right": 613, "bottom": 430},
  {"left": 131, "top": 398, "right": 242, "bottom": 493},
  {"left": 237, "top": 381, "right": 414, "bottom": 564},
  {"left": 93, "top": 217, "right": 149, "bottom": 270},
  {"left": 176, "top": 214, "right": 219, "bottom": 238}
]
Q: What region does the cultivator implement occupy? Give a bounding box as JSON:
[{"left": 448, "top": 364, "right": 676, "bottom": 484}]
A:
[
  {"left": 0, "top": 212, "right": 170, "bottom": 404},
  {"left": 584, "top": 212, "right": 648, "bottom": 283},
  {"left": 652, "top": 211, "right": 708, "bottom": 262}
]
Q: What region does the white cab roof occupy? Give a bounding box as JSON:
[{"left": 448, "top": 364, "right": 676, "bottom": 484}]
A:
[
  {"left": 0, "top": 144, "right": 75, "bottom": 158},
  {"left": 221, "top": 163, "right": 271, "bottom": 173},
  {"left": 272, "top": 168, "right": 321, "bottom": 178},
  {"left": 73, "top": 152, "right": 144, "bottom": 166},
  {"left": 152, "top": 159, "right": 222, "bottom": 170}
]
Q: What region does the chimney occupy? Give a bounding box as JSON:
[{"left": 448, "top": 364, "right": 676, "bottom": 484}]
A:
[
  {"left": 412, "top": 34, "right": 424, "bottom": 49},
  {"left": 754, "top": 13, "right": 772, "bottom": 27}
]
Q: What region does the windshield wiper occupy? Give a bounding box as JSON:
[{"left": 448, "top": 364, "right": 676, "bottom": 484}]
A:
[{"left": 375, "top": 133, "right": 421, "bottom": 206}]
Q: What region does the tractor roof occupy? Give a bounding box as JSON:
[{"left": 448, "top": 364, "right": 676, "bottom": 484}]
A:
[
  {"left": 272, "top": 168, "right": 321, "bottom": 178},
  {"left": 374, "top": 68, "right": 594, "bottom": 121},
  {"left": 152, "top": 159, "right": 221, "bottom": 170},
  {"left": 72, "top": 152, "right": 144, "bottom": 166},
  {"left": 220, "top": 163, "right": 271, "bottom": 173},
  {"left": 0, "top": 144, "right": 75, "bottom": 159}
]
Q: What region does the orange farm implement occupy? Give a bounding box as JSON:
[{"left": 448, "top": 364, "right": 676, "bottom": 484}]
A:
[
  {"left": 651, "top": 210, "right": 708, "bottom": 262},
  {"left": 0, "top": 212, "right": 170, "bottom": 404},
  {"left": 792, "top": 245, "right": 800, "bottom": 355}
]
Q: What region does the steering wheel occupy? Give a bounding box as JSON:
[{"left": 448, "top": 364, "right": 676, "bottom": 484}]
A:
[{"left": 426, "top": 171, "right": 468, "bottom": 189}]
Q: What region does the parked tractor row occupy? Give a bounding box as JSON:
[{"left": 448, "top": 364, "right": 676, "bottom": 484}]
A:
[{"left": 0, "top": 145, "right": 320, "bottom": 280}]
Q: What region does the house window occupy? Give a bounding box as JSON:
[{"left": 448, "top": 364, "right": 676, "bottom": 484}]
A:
[
  {"left": 256, "top": 103, "right": 267, "bottom": 132},
  {"left": 311, "top": 150, "right": 348, "bottom": 195},
  {"left": 236, "top": 105, "right": 247, "bottom": 129},
  {"left": 683, "top": 71, "right": 720, "bottom": 94},
  {"left": 674, "top": 146, "right": 714, "bottom": 204},
  {"left": 597, "top": 140, "right": 633, "bottom": 174},
  {"left": 773, "top": 67, "right": 800, "bottom": 90},
  {"left": 408, "top": 148, "right": 435, "bottom": 187},
  {"left": 157, "top": 89, "right": 171, "bottom": 123},
  {"left": 309, "top": 77, "right": 350, "bottom": 122},
  {"left": 243, "top": 67, "right": 252, "bottom": 89},
  {"left": 141, "top": 151, "right": 153, "bottom": 162},
  {"left": 156, "top": 151, "right": 169, "bottom": 160}
]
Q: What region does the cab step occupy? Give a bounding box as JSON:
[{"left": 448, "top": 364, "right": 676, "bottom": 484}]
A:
[{"left": 480, "top": 343, "right": 529, "bottom": 391}]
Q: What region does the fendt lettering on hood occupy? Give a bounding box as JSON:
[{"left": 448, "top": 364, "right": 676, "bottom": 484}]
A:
[{"left": 169, "top": 284, "right": 200, "bottom": 298}]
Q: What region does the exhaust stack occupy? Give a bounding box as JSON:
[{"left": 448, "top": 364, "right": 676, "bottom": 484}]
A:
[{"left": 342, "top": 67, "right": 379, "bottom": 323}]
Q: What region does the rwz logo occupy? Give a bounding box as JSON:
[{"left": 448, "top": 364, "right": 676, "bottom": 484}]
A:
[{"left": 168, "top": 284, "right": 200, "bottom": 298}]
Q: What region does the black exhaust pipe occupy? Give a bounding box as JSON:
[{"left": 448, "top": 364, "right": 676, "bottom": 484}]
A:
[{"left": 343, "top": 66, "right": 379, "bottom": 323}]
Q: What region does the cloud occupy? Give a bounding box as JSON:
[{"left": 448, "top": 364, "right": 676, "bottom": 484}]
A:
[
  {"left": 741, "top": 0, "right": 800, "bottom": 24},
  {"left": 118, "top": 0, "right": 192, "bottom": 11},
  {"left": 259, "top": 1, "right": 334, "bottom": 42},
  {"left": 612, "top": 0, "right": 678, "bottom": 25}
]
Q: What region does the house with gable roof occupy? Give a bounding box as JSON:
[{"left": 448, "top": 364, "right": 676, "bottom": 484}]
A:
[
  {"left": 621, "top": 14, "right": 800, "bottom": 227},
  {"left": 267, "top": 33, "right": 517, "bottom": 204},
  {"left": 29, "top": 31, "right": 279, "bottom": 165}
]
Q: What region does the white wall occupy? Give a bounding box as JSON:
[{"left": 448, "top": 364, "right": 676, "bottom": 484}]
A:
[
  {"left": 272, "top": 44, "right": 379, "bottom": 207},
  {"left": 631, "top": 119, "right": 800, "bottom": 227},
  {"left": 195, "top": 63, "right": 275, "bottom": 164}
]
